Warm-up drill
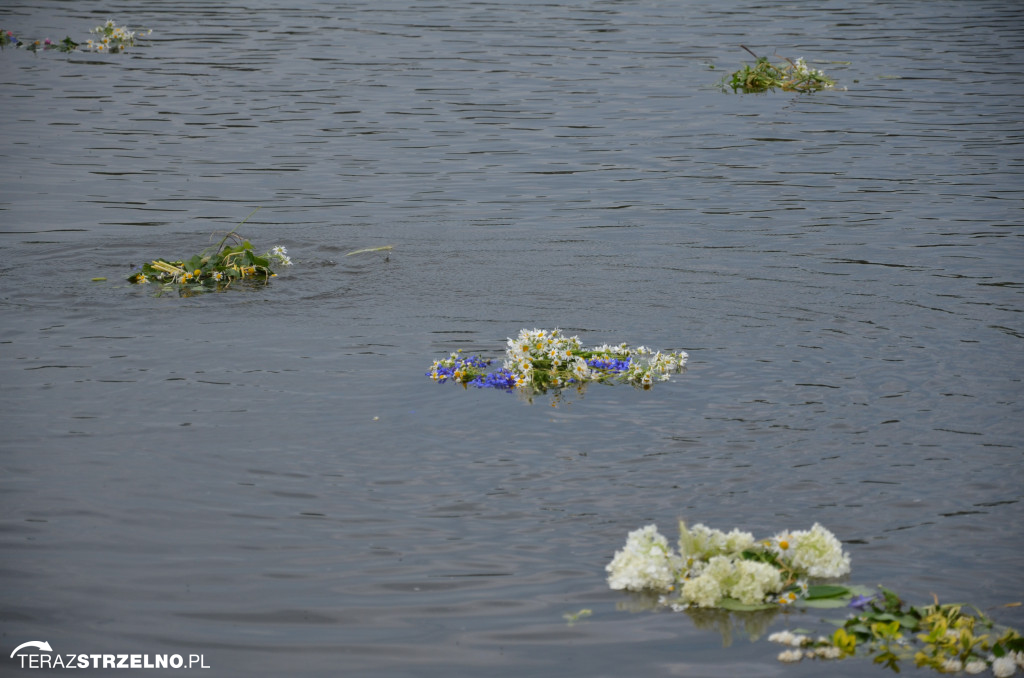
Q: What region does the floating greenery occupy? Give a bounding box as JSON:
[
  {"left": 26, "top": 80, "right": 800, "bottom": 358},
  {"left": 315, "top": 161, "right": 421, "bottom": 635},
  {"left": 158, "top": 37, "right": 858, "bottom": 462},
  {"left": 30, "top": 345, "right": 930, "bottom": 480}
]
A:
[
  {"left": 607, "top": 520, "right": 1023, "bottom": 675},
  {"left": 563, "top": 609, "right": 592, "bottom": 627},
  {"left": 127, "top": 209, "right": 291, "bottom": 294},
  {"left": 722, "top": 45, "right": 835, "bottom": 93},
  {"left": 426, "top": 328, "right": 688, "bottom": 400},
  {"left": 771, "top": 590, "right": 1023, "bottom": 674},
  {"left": 1, "top": 20, "right": 150, "bottom": 54}
]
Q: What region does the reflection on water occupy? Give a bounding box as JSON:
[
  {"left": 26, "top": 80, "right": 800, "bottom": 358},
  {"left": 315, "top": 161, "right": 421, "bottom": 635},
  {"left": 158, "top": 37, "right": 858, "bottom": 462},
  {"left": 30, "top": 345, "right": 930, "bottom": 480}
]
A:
[
  {"left": 614, "top": 592, "right": 781, "bottom": 647},
  {"left": 1, "top": 0, "right": 1021, "bottom": 675}
]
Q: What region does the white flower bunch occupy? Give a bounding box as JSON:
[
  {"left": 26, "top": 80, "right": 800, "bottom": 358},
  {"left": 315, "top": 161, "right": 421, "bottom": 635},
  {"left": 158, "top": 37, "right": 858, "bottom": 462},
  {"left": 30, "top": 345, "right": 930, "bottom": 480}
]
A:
[
  {"left": 501, "top": 329, "right": 687, "bottom": 391},
  {"left": 769, "top": 523, "right": 851, "bottom": 579},
  {"left": 607, "top": 519, "right": 851, "bottom": 608},
  {"left": 623, "top": 350, "right": 688, "bottom": 387},
  {"left": 589, "top": 342, "right": 634, "bottom": 356},
  {"left": 792, "top": 57, "right": 825, "bottom": 78},
  {"left": 83, "top": 19, "right": 150, "bottom": 53},
  {"left": 605, "top": 524, "right": 681, "bottom": 592},
  {"left": 992, "top": 653, "right": 1023, "bottom": 677},
  {"left": 678, "top": 520, "right": 756, "bottom": 567},
  {"left": 679, "top": 555, "right": 782, "bottom": 607},
  {"left": 769, "top": 631, "right": 844, "bottom": 663},
  {"left": 505, "top": 328, "right": 580, "bottom": 360}
]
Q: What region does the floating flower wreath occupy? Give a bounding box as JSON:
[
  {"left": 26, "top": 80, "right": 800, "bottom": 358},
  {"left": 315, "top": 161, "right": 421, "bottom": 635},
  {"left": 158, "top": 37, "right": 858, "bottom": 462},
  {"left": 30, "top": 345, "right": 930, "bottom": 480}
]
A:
[
  {"left": 426, "top": 328, "right": 688, "bottom": 398},
  {"left": 1, "top": 20, "right": 150, "bottom": 54},
  {"left": 721, "top": 45, "right": 836, "bottom": 93},
  {"left": 127, "top": 209, "right": 291, "bottom": 294},
  {"left": 607, "top": 520, "right": 850, "bottom": 609},
  {"left": 607, "top": 520, "right": 1023, "bottom": 675}
]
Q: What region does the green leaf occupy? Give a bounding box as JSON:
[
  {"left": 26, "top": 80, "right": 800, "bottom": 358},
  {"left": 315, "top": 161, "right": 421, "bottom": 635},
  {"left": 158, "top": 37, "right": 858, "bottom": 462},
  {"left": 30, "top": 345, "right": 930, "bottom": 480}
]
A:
[
  {"left": 845, "top": 622, "right": 873, "bottom": 638},
  {"left": 806, "top": 585, "right": 850, "bottom": 600},
  {"left": 899, "top": 614, "right": 921, "bottom": 631},
  {"left": 717, "top": 597, "right": 777, "bottom": 612},
  {"left": 848, "top": 585, "right": 877, "bottom": 597}
]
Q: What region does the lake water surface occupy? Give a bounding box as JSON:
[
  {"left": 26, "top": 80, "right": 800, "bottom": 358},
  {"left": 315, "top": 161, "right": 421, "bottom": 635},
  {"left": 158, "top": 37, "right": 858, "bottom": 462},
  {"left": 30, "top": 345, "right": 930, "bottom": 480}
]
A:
[{"left": 1, "top": 1, "right": 1022, "bottom": 676}]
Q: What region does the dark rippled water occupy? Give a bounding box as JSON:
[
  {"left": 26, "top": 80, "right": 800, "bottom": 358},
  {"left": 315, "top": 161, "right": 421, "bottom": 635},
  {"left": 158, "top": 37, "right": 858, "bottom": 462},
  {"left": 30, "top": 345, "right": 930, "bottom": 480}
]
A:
[{"left": 2, "top": 1, "right": 1022, "bottom": 676}]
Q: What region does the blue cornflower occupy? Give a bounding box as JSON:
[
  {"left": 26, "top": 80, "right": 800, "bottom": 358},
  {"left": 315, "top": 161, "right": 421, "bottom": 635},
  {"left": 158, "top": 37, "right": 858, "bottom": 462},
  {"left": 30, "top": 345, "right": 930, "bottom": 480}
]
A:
[
  {"left": 426, "top": 354, "right": 492, "bottom": 384},
  {"left": 588, "top": 356, "right": 631, "bottom": 373},
  {"left": 847, "top": 593, "right": 879, "bottom": 611},
  {"left": 425, "top": 364, "right": 455, "bottom": 383},
  {"left": 471, "top": 368, "right": 517, "bottom": 390}
]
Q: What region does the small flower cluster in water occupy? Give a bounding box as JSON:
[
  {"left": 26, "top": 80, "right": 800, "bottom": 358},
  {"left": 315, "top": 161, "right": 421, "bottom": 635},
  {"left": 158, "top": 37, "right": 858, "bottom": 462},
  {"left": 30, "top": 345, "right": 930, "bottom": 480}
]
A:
[
  {"left": 722, "top": 46, "right": 836, "bottom": 93},
  {"left": 607, "top": 520, "right": 1023, "bottom": 675},
  {"left": 426, "top": 328, "right": 688, "bottom": 397},
  {"left": 1, "top": 20, "right": 150, "bottom": 54},
  {"left": 83, "top": 19, "right": 150, "bottom": 53}
]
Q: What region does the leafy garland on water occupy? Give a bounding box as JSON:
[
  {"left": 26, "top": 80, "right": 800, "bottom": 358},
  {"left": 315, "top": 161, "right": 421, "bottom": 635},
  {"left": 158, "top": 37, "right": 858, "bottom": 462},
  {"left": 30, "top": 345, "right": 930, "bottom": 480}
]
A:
[
  {"left": 127, "top": 209, "right": 292, "bottom": 295},
  {"left": 721, "top": 45, "right": 836, "bottom": 93},
  {"left": 426, "top": 328, "right": 688, "bottom": 402},
  {"left": 1, "top": 19, "right": 149, "bottom": 54},
  {"left": 606, "top": 520, "right": 1023, "bottom": 675}
]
